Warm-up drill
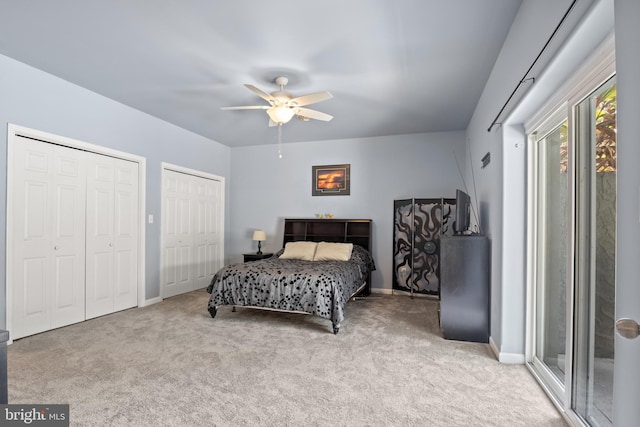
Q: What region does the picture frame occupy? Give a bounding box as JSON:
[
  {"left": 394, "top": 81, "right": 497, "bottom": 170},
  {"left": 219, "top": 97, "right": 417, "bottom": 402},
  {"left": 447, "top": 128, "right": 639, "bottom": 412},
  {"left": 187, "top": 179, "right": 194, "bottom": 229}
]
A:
[{"left": 312, "top": 164, "right": 350, "bottom": 196}]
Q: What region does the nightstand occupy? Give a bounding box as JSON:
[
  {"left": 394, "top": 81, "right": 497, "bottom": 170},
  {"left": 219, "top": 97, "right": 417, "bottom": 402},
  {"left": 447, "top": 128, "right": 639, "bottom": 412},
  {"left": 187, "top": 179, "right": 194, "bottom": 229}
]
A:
[{"left": 243, "top": 252, "right": 273, "bottom": 262}]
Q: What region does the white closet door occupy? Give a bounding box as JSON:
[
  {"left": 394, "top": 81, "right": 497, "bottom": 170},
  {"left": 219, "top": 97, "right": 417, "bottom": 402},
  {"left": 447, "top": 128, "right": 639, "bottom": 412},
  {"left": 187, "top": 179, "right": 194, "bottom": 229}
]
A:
[
  {"left": 113, "top": 159, "right": 139, "bottom": 311},
  {"left": 193, "top": 176, "right": 222, "bottom": 289},
  {"left": 162, "top": 170, "right": 195, "bottom": 297},
  {"left": 11, "top": 136, "right": 86, "bottom": 339},
  {"left": 162, "top": 168, "right": 223, "bottom": 298},
  {"left": 85, "top": 154, "right": 115, "bottom": 319},
  {"left": 86, "top": 154, "right": 139, "bottom": 319}
]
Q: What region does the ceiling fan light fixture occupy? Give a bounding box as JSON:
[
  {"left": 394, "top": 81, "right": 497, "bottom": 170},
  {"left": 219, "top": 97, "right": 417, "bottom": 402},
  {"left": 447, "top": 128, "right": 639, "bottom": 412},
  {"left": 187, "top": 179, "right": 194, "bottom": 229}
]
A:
[
  {"left": 224, "top": 76, "right": 332, "bottom": 126},
  {"left": 267, "top": 105, "right": 295, "bottom": 124}
]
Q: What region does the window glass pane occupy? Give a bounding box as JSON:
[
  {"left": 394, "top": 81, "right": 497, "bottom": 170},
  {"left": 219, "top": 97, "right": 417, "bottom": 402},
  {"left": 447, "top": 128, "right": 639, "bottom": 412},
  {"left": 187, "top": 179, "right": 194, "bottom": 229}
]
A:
[
  {"left": 536, "top": 121, "right": 569, "bottom": 386},
  {"left": 573, "top": 79, "right": 616, "bottom": 427}
]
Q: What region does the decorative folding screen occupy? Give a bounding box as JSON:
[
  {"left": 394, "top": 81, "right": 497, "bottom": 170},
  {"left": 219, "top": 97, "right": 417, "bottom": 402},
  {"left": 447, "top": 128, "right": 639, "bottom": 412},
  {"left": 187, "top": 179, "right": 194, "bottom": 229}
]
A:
[{"left": 392, "top": 198, "right": 456, "bottom": 296}]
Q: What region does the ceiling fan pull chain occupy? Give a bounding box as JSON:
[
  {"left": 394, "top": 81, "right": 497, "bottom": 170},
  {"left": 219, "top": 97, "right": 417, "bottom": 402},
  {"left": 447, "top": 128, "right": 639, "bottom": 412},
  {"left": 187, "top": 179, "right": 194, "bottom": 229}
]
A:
[{"left": 278, "top": 123, "right": 283, "bottom": 159}]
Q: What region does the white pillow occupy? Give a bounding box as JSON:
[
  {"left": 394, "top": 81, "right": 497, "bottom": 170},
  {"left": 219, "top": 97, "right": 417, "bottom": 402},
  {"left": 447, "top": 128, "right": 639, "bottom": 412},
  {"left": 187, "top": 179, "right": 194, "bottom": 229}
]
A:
[
  {"left": 313, "top": 242, "right": 353, "bottom": 261},
  {"left": 279, "top": 241, "right": 318, "bottom": 261}
]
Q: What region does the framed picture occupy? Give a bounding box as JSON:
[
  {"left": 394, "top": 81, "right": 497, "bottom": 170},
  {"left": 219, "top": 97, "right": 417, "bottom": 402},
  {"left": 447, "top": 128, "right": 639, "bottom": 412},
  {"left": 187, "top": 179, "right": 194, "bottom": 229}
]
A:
[{"left": 312, "top": 164, "right": 350, "bottom": 196}]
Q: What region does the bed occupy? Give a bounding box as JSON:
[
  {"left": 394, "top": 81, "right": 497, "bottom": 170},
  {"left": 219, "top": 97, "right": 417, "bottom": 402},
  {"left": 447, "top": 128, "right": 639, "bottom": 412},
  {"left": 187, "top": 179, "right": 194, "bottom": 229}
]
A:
[{"left": 206, "top": 218, "right": 374, "bottom": 334}]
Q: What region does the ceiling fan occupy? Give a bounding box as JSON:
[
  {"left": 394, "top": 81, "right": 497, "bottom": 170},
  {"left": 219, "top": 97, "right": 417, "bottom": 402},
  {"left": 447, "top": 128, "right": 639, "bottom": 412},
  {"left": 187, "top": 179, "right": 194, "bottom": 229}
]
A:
[{"left": 222, "top": 76, "right": 333, "bottom": 126}]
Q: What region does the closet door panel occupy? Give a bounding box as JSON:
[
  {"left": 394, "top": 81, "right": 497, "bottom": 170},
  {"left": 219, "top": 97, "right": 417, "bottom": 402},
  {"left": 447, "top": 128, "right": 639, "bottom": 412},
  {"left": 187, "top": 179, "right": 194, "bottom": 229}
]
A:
[
  {"left": 86, "top": 156, "right": 139, "bottom": 317},
  {"left": 25, "top": 182, "right": 48, "bottom": 239},
  {"left": 192, "top": 177, "right": 220, "bottom": 289},
  {"left": 162, "top": 170, "right": 194, "bottom": 297},
  {"left": 113, "top": 159, "right": 139, "bottom": 310},
  {"left": 86, "top": 154, "right": 115, "bottom": 319},
  {"left": 14, "top": 143, "right": 54, "bottom": 338},
  {"left": 89, "top": 252, "right": 113, "bottom": 300},
  {"left": 54, "top": 255, "right": 77, "bottom": 309},
  {"left": 205, "top": 179, "right": 223, "bottom": 281},
  {"left": 22, "top": 257, "right": 48, "bottom": 325},
  {"left": 12, "top": 137, "right": 85, "bottom": 338},
  {"left": 115, "top": 250, "right": 134, "bottom": 303},
  {"left": 51, "top": 146, "right": 86, "bottom": 328},
  {"left": 162, "top": 169, "right": 223, "bottom": 297}
]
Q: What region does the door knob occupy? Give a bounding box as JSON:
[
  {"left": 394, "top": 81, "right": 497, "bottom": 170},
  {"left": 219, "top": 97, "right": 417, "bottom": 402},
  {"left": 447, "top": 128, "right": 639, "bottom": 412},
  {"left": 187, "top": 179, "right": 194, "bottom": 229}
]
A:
[
  {"left": 616, "top": 318, "right": 640, "bottom": 340},
  {"left": 53, "top": 246, "right": 59, "bottom": 250}
]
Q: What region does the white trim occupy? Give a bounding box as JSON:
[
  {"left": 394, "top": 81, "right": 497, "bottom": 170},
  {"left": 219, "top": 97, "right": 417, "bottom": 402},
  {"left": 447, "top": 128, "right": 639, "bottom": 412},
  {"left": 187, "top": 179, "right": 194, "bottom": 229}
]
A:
[
  {"left": 489, "top": 336, "right": 500, "bottom": 360},
  {"left": 5, "top": 124, "right": 147, "bottom": 342},
  {"left": 140, "top": 296, "right": 162, "bottom": 307},
  {"left": 525, "top": 32, "right": 615, "bottom": 133},
  {"left": 526, "top": 362, "right": 567, "bottom": 416},
  {"left": 159, "top": 162, "right": 225, "bottom": 299},
  {"left": 371, "top": 288, "right": 393, "bottom": 295},
  {"left": 489, "top": 336, "right": 525, "bottom": 364},
  {"left": 391, "top": 289, "right": 438, "bottom": 299},
  {"left": 161, "top": 162, "right": 226, "bottom": 183}
]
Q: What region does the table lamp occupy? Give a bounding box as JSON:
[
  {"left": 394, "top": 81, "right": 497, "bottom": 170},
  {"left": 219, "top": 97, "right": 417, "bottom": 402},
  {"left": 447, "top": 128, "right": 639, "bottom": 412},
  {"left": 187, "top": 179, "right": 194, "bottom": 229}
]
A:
[{"left": 252, "top": 230, "right": 266, "bottom": 254}]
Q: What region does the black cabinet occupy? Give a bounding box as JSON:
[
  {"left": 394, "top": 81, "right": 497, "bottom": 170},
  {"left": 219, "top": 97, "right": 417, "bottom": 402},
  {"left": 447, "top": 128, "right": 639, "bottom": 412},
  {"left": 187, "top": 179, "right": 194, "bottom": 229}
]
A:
[
  {"left": 440, "top": 234, "right": 490, "bottom": 343},
  {"left": 243, "top": 253, "right": 273, "bottom": 262}
]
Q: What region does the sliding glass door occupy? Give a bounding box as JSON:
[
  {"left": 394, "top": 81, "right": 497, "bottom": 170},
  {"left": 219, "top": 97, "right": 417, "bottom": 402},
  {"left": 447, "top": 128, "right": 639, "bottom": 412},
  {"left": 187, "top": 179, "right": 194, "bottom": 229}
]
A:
[
  {"left": 528, "top": 74, "right": 616, "bottom": 427},
  {"left": 531, "top": 118, "right": 569, "bottom": 402},
  {"left": 572, "top": 79, "right": 616, "bottom": 426}
]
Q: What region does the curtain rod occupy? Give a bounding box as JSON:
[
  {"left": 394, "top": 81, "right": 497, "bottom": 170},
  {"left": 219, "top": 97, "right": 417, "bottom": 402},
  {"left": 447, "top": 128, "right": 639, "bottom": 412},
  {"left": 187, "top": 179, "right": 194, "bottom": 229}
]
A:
[{"left": 487, "top": 0, "right": 578, "bottom": 132}]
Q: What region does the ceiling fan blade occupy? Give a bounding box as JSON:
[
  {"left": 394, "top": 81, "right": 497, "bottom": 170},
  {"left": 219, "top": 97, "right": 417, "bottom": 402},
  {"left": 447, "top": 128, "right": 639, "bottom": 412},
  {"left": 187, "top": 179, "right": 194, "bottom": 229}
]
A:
[
  {"left": 221, "top": 105, "right": 269, "bottom": 110},
  {"left": 289, "top": 91, "right": 333, "bottom": 107},
  {"left": 296, "top": 107, "right": 333, "bottom": 122},
  {"left": 244, "top": 84, "right": 275, "bottom": 103}
]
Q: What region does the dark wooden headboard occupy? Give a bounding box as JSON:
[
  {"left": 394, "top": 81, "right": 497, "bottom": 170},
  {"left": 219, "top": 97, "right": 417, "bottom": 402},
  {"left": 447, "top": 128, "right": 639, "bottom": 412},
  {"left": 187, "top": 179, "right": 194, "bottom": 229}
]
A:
[
  {"left": 282, "top": 218, "right": 373, "bottom": 296},
  {"left": 282, "top": 218, "right": 372, "bottom": 252}
]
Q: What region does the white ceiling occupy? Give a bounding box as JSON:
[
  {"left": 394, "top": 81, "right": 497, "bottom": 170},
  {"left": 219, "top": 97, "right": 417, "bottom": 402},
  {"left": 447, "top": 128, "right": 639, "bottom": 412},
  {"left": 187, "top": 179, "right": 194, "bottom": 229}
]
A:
[{"left": 0, "top": 0, "right": 522, "bottom": 147}]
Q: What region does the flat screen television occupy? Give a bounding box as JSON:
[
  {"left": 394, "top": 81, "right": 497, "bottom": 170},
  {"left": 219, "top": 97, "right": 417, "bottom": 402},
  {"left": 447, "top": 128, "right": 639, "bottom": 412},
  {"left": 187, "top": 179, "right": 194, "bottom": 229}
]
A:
[{"left": 454, "top": 189, "right": 471, "bottom": 235}]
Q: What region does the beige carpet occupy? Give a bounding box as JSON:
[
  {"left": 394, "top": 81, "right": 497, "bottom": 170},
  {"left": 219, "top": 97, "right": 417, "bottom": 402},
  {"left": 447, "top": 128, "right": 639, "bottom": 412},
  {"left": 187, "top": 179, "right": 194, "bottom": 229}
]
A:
[{"left": 8, "top": 290, "right": 565, "bottom": 426}]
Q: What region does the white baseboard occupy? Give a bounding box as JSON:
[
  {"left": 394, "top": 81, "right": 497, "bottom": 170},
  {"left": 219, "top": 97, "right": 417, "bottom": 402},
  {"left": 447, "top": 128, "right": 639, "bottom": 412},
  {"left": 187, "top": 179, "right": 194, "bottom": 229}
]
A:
[
  {"left": 489, "top": 336, "right": 525, "bottom": 364},
  {"left": 371, "top": 288, "right": 393, "bottom": 295},
  {"left": 374, "top": 288, "right": 437, "bottom": 298},
  {"left": 489, "top": 336, "right": 500, "bottom": 360},
  {"left": 140, "top": 296, "right": 162, "bottom": 307}
]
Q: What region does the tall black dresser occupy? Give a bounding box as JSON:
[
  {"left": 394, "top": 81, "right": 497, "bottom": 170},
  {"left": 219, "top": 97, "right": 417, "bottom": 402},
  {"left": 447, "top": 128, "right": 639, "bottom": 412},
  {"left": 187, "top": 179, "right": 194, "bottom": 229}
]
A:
[{"left": 439, "top": 234, "right": 490, "bottom": 343}]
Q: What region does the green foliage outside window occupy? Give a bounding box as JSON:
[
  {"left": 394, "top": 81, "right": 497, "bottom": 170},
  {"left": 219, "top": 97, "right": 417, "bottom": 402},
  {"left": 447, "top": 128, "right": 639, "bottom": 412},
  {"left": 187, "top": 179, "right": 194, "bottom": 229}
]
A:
[
  {"left": 595, "top": 84, "right": 616, "bottom": 173},
  {"left": 558, "top": 84, "right": 616, "bottom": 173}
]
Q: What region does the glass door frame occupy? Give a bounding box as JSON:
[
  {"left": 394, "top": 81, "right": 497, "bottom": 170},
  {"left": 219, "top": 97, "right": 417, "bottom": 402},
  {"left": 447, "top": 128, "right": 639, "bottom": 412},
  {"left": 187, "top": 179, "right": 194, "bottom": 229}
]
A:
[
  {"left": 526, "top": 108, "right": 575, "bottom": 409},
  {"left": 571, "top": 76, "right": 617, "bottom": 426},
  {"left": 524, "top": 35, "right": 616, "bottom": 426}
]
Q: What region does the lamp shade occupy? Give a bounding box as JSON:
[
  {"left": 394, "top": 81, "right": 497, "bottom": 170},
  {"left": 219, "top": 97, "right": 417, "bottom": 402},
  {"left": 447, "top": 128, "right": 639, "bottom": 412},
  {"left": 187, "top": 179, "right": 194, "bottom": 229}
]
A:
[
  {"left": 267, "top": 106, "right": 295, "bottom": 124},
  {"left": 252, "top": 230, "right": 266, "bottom": 241}
]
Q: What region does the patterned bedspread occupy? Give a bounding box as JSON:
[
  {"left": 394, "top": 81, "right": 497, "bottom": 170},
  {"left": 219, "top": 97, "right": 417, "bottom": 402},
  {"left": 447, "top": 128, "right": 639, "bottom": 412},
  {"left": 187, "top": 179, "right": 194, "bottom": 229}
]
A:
[{"left": 206, "top": 245, "right": 375, "bottom": 330}]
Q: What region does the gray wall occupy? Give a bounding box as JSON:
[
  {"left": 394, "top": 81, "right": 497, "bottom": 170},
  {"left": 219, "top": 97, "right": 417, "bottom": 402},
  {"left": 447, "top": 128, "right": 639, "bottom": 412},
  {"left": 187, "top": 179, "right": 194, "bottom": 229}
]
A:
[
  {"left": 0, "top": 54, "right": 232, "bottom": 328},
  {"left": 228, "top": 132, "right": 466, "bottom": 291}
]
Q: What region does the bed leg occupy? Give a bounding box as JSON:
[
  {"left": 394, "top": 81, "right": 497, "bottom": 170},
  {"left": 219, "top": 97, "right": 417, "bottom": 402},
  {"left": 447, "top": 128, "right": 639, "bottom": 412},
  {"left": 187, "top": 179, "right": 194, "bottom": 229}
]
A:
[
  {"left": 208, "top": 306, "right": 217, "bottom": 318},
  {"left": 332, "top": 322, "right": 340, "bottom": 335},
  {"left": 232, "top": 306, "right": 236, "bottom": 312}
]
